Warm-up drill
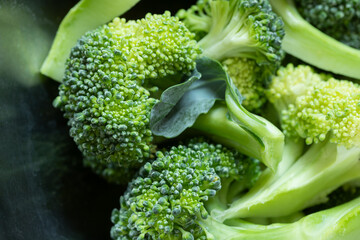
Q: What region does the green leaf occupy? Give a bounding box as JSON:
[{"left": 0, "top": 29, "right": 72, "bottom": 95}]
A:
[{"left": 150, "top": 57, "right": 227, "bottom": 138}]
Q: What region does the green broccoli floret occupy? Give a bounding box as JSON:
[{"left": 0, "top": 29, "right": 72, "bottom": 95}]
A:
[
  {"left": 177, "top": 0, "right": 285, "bottom": 116},
  {"left": 295, "top": 0, "right": 360, "bottom": 49},
  {"left": 269, "top": 0, "right": 360, "bottom": 79},
  {"left": 110, "top": 139, "right": 260, "bottom": 239},
  {"left": 221, "top": 57, "right": 268, "bottom": 112},
  {"left": 178, "top": 0, "right": 285, "bottom": 69},
  {"left": 110, "top": 138, "right": 360, "bottom": 239},
  {"left": 212, "top": 64, "right": 360, "bottom": 221},
  {"left": 54, "top": 12, "right": 202, "bottom": 181}
]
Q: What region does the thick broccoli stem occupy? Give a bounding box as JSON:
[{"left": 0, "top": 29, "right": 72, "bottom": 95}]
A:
[
  {"left": 199, "top": 197, "right": 360, "bottom": 240},
  {"left": 227, "top": 138, "right": 304, "bottom": 203},
  {"left": 213, "top": 139, "right": 360, "bottom": 221},
  {"left": 269, "top": 0, "right": 360, "bottom": 79},
  {"left": 192, "top": 104, "right": 263, "bottom": 161},
  {"left": 225, "top": 90, "right": 284, "bottom": 171}
]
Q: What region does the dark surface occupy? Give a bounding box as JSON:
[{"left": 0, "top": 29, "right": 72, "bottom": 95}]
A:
[{"left": 0, "top": 0, "right": 195, "bottom": 239}]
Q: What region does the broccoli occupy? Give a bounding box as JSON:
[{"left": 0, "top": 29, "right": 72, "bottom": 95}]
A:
[
  {"left": 110, "top": 138, "right": 360, "bottom": 239},
  {"left": 221, "top": 57, "right": 268, "bottom": 112},
  {"left": 176, "top": 0, "right": 286, "bottom": 170},
  {"left": 212, "top": 64, "right": 360, "bottom": 221},
  {"left": 294, "top": 0, "right": 360, "bottom": 49},
  {"left": 269, "top": 0, "right": 360, "bottom": 79},
  {"left": 53, "top": 12, "right": 202, "bottom": 182},
  {"left": 53, "top": 10, "right": 286, "bottom": 183},
  {"left": 178, "top": 0, "right": 285, "bottom": 67},
  {"left": 177, "top": 0, "right": 284, "bottom": 112}
]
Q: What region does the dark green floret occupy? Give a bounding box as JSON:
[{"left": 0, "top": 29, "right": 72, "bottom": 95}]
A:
[
  {"left": 269, "top": 0, "right": 360, "bottom": 79},
  {"left": 111, "top": 138, "right": 360, "bottom": 240},
  {"left": 110, "top": 139, "right": 261, "bottom": 239},
  {"left": 295, "top": 0, "right": 360, "bottom": 49},
  {"left": 53, "top": 12, "right": 201, "bottom": 177},
  {"left": 178, "top": 0, "right": 285, "bottom": 114}
]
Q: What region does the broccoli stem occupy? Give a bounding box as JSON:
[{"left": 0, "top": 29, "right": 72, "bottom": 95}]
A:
[
  {"left": 192, "top": 104, "right": 263, "bottom": 161},
  {"left": 225, "top": 89, "right": 284, "bottom": 171},
  {"left": 200, "top": 196, "right": 360, "bottom": 240},
  {"left": 213, "top": 139, "right": 360, "bottom": 221},
  {"left": 199, "top": 1, "right": 252, "bottom": 60},
  {"left": 269, "top": 0, "right": 360, "bottom": 79}
]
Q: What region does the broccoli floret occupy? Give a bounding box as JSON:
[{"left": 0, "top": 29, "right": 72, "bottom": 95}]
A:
[
  {"left": 54, "top": 12, "right": 202, "bottom": 180},
  {"left": 178, "top": 0, "right": 285, "bottom": 69},
  {"left": 110, "top": 138, "right": 360, "bottom": 239},
  {"left": 212, "top": 64, "right": 360, "bottom": 221},
  {"left": 295, "top": 0, "right": 360, "bottom": 49},
  {"left": 269, "top": 64, "right": 360, "bottom": 146},
  {"left": 221, "top": 57, "right": 268, "bottom": 112},
  {"left": 269, "top": 0, "right": 360, "bottom": 79},
  {"left": 178, "top": 0, "right": 284, "bottom": 116},
  {"left": 110, "top": 139, "right": 260, "bottom": 239}
]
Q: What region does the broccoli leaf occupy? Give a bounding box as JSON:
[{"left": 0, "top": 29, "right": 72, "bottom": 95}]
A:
[{"left": 150, "top": 57, "right": 226, "bottom": 138}]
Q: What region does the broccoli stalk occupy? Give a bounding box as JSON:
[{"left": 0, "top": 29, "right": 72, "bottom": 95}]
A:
[
  {"left": 269, "top": 0, "right": 360, "bottom": 79},
  {"left": 212, "top": 64, "right": 360, "bottom": 221},
  {"left": 200, "top": 196, "right": 360, "bottom": 240}
]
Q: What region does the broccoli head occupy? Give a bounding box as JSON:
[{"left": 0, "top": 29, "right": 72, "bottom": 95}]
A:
[
  {"left": 222, "top": 57, "right": 268, "bottom": 112},
  {"left": 178, "top": 0, "right": 285, "bottom": 69},
  {"left": 53, "top": 12, "right": 201, "bottom": 174},
  {"left": 110, "top": 138, "right": 260, "bottom": 239},
  {"left": 268, "top": 63, "right": 360, "bottom": 147}
]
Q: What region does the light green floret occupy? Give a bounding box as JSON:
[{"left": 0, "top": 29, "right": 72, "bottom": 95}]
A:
[
  {"left": 269, "top": 63, "right": 360, "bottom": 147},
  {"left": 222, "top": 57, "right": 267, "bottom": 112},
  {"left": 54, "top": 12, "right": 201, "bottom": 174}
]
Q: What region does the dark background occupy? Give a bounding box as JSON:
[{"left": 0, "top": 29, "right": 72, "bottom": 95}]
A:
[{"left": 0, "top": 1, "right": 195, "bottom": 239}]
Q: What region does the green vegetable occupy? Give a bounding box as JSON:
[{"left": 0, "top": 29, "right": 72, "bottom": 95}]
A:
[
  {"left": 295, "top": 0, "right": 360, "bottom": 49},
  {"left": 110, "top": 138, "right": 261, "bottom": 239},
  {"left": 40, "top": 0, "right": 140, "bottom": 82},
  {"left": 221, "top": 57, "right": 268, "bottom": 112},
  {"left": 110, "top": 138, "right": 360, "bottom": 239},
  {"left": 269, "top": 0, "right": 360, "bottom": 79},
  {"left": 178, "top": 0, "right": 285, "bottom": 112},
  {"left": 212, "top": 64, "right": 360, "bottom": 221},
  {"left": 178, "top": 0, "right": 285, "bottom": 67},
  {"left": 53, "top": 9, "right": 285, "bottom": 183},
  {"left": 53, "top": 12, "right": 201, "bottom": 182}
]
